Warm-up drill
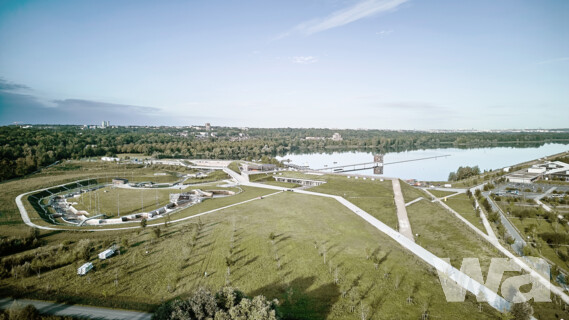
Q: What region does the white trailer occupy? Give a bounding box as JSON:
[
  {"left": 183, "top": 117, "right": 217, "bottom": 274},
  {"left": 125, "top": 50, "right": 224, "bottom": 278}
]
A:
[
  {"left": 77, "top": 262, "right": 93, "bottom": 275},
  {"left": 98, "top": 248, "right": 115, "bottom": 260}
]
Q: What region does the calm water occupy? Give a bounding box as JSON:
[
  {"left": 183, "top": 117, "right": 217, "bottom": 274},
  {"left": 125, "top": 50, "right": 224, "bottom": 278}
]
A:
[{"left": 277, "top": 144, "right": 569, "bottom": 181}]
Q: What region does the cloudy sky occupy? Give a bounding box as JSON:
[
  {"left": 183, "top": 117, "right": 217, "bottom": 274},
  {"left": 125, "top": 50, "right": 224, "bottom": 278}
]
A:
[{"left": 0, "top": 0, "right": 567, "bottom": 129}]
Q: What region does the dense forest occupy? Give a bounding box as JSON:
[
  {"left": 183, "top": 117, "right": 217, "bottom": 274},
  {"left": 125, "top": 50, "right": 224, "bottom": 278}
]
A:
[{"left": 1, "top": 125, "right": 568, "bottom": 181}]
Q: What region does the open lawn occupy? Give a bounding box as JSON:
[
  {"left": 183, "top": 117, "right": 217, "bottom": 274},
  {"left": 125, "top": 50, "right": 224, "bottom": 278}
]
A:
[
  {"left": 399, "top": 182, "right": 501, "bottom": 274},
  {"left": 444, "top": 194, "right": 486, "bottom": 232},
  {"left": 307, "top": 175, "right": 398, "bottom": 229},
  {"left": 1, "top": 192, "right": 501, "bottom": 319},
  {"left": 2, "top": 162, "right": 569, "bottom": 319},
  {"left": 428, "top": 189, "right": 458, "bottom": 198},
  {"left": 399, "top": 183, "right": 426, "bottom": 203},
  {"left": 183, "top": 170, "right": 229, "bottom": 185},
  {"left": 73, "top": 187, "right": 175, "bottom": 217}
]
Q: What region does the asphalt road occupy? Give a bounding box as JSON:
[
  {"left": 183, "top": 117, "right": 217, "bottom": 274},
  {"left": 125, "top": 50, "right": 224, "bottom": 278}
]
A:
[
  {"left": 483, "top": 192, "right": 526, "bottom": 255},
  {"left": 0, "top": 298, "right": 152, "bottom": 320}
]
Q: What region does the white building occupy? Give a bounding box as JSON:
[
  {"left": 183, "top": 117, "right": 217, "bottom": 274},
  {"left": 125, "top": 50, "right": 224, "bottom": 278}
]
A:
[
  {"left": 98, "top": 248, "right": 115, "bottom": 260},
  {"left": 507, "top": 161, "right": 569, "bottom": 183},
  {"left": 331, "top": 133, "right": 343, "bottom": 141},
  {"left": 77, "top": 262, "right": 93, "bottom": 275}
]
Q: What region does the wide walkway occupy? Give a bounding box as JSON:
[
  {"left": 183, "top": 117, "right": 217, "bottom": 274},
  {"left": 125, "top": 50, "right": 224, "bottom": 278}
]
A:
[{"left": 391, "top": 179, "right": 414, "bottom": 242}]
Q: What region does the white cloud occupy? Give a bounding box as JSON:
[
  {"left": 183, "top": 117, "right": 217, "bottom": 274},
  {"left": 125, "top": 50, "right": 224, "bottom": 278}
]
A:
[
  {"left": 291, "top": 56, "right": 318, "bottom": 64},
  {"left": 284, "top": 0, "right": 408, "bottom": 37},
  {"left": 376, "top": 29, "right": 393, "bottom": 37}
]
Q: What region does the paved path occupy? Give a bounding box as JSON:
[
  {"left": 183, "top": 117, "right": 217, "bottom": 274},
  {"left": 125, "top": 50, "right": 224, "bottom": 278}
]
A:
[
  {"left": 405, "top": 197, "right": 423, "bottom": 207},
  {"left": 534, "top": 187, "right": 556, "bottom": 213},
  {"left": 429, "top": 189, "right": 569, "bottom": 306},
  {"left": 0, "top": 298, "right": 151, "bottom": 320},
  {"left": 470, "top": 192, "right": 499, "bottom": 241},
  {"left": 391, "top": 179, "right": 414, "bottom": 242},
  {"left": 484, "top": 193, "right": 525, "bottom": 255}
]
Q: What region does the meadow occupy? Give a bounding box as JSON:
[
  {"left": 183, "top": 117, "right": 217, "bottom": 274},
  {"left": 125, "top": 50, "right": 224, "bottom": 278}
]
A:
[
  {"left": 1, "top": 161, "right": 569, "bottom": 319},
  {"left": 2, "top": 192, "right": 501, "bottom": 319}
]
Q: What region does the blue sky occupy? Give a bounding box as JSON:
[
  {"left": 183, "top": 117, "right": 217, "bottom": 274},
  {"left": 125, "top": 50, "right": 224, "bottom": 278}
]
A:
[{"left": 0, "top": 0, "right": 567, "bottom": 129}]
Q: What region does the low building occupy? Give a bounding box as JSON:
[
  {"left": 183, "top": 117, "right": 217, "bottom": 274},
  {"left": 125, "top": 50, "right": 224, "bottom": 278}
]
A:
[
  {"left": 245, "top": 164, "right": 276, "bottom": 172},
  {"left": 101, "top": 156, "right": 119, "bottom": 162},
  {"left": 274, "top": 176, "right": 326, "bottom": 187},
  {"left": 112, "top": 178, "right": 129, "bottom": 185},
  {"left": 331, "top": 132, "right": 343, "bottom": 141},
  {"left": 507, "top": 171, "right": 541, "bottom": 184},
  {"left": 507, "top": 161, "right": 569, "bottom": 183},
  {"left": 77, "top": 262, "right": 93, "bottom": 275},
  {"left": 98, "top": 248, "right": 115, "bottom": 260}
]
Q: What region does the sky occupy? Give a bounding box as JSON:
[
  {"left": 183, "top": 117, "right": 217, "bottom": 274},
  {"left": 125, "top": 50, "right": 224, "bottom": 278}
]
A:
[{"left": 0, "top": 0, "right": 568, "bottom": 129}]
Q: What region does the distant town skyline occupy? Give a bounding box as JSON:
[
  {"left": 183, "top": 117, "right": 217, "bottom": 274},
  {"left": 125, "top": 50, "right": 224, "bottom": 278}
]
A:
[{"left": 1, "top": 0, "right": 568, "bottom": 129}]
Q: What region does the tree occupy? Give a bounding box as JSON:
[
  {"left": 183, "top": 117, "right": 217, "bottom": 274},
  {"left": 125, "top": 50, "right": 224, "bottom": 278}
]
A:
[
  {"left": 152, "top": 227, "right": 161, "bottom": 240},
  {"left": 151, "top": 286, "right": 278, "bottom": 320},
  {"left": 7, "top": 303, "right": 40, "bottom": 320}
]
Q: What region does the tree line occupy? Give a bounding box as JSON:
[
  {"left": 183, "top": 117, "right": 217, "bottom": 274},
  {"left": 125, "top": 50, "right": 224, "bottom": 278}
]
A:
[{"left": 1, "top": 125, "right": 568, "bottom": 181}]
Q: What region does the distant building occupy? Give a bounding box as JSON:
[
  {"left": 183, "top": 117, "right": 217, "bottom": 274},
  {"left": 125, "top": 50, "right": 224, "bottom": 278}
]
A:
[
  {"left": 305, "top": 136, "right": 325, "bottom": 140},
  {"left": 101, "top": 120, "right": 110, "bottom": 128},
  {"left": 244, "top": 164, "right": 276, "bottom": 171},
  {"left": 101, "top": 156, "right": 120, "bottom": 162},
  {"left": 112, "top": 178, "right": 129, "bottom": 185},
  {"left": 205, "top": 123, "right": 211, "bottom": 131},
  {"left": 331, "top": 133, "right": 343, "bottom": 141},
  {"left": 507, "top": 161, "right": 569, "bottom": 183}
]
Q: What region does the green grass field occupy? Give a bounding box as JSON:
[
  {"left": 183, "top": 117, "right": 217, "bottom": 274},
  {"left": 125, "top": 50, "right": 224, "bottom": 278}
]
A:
[
  {"left": 2, "top": 162, "right": 569, "bottom": 319},
  {"left": 444, "top": 194, "right": 486, "bottom": 232},
  {"left": 308, "top": 175, "right": 398, "bottom": 229},
  {"left": 399, "top": 182, "right": 501, "bottom": 274},
  {"left": 1, "top": 192, "right": 502, "bottom": 319},
  {"left": 73, "top": 187, "right": 174, "bottom": 217},
  {"left": 428, "top": 189, "right": 458, "bottom": 198},
  {"left": 183, "top": 170, "right": 229, "bottom": 185},
  {"left": 494, "top": 202, "right": 569, "bottom": 274}
]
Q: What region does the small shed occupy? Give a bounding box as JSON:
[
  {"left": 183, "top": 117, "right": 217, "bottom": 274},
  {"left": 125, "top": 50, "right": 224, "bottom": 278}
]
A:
[
  {"left": 77, "top": 262, "right": 93, "bottom": 275},
  {"left": 98, "top": 248, "right": 115, "bottom": 260}
]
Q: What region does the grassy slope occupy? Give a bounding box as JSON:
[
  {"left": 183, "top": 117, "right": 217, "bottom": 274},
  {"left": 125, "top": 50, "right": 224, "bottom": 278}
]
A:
[
  {"left": 308, "top": 175, "right": 398, "bottom": 229},
  {"left": 428, "top": 189, "right": 458, "bottom": 198},
  {"left": 444, "top": 194, "right": 486, "bottom": 232},
  {"left": 1, "top": 192, "right": 500, "bottom": 319},
  {"left": 228, "top": 161, "right": 241, "bottom": 174},
  {"left": 399, "top": 182, "right": 501, "bottom": 274},
  {"left": 183, "top": 170, "right": 229, "bottom": 184}
]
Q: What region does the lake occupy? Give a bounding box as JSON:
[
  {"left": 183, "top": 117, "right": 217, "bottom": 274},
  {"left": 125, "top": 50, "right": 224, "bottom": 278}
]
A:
[{"left": 277, "top": 143, "right": 569, "bottom": 181}]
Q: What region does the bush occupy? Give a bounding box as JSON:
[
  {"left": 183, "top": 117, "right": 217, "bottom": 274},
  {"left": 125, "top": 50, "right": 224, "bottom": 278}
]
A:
[{"left": 152, "top": 286, "right": 279, "bottom": 320}]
